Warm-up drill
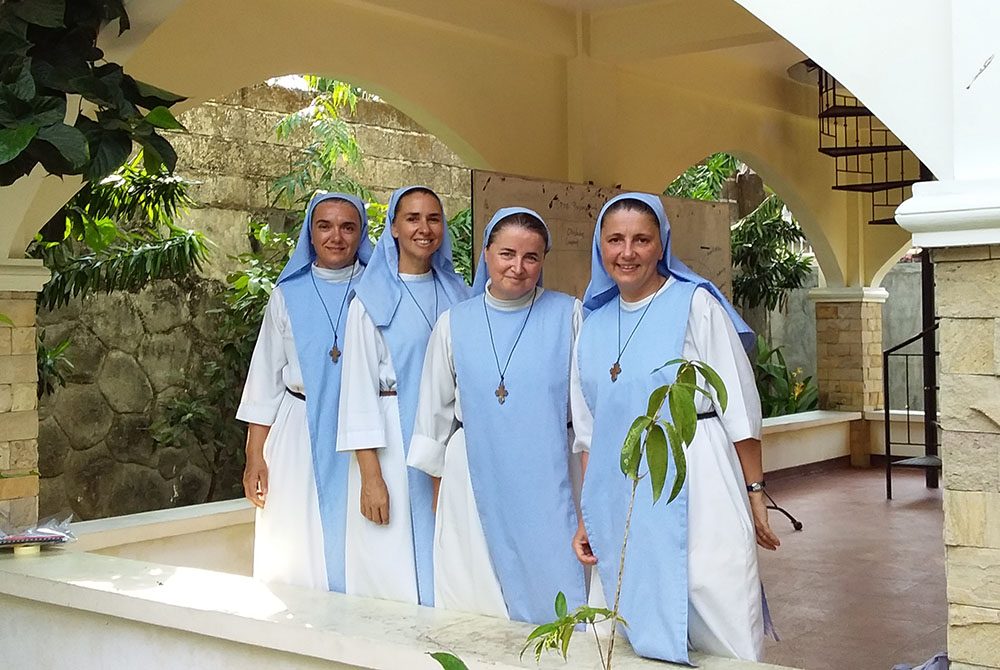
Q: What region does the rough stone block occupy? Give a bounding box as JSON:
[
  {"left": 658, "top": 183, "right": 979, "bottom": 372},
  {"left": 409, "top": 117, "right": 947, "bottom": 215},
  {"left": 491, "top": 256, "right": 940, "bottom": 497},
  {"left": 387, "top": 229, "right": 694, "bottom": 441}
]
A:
[
  {"left": 0, "top": 410, "right": 37, "bottom": 441},
  {"left": 932, "top": 245, "right": 992, "bottom": 262},
  {"left": 938, "top": 260, "right": 1000, "bottom": 319},
  {"left": 37, "top": 415, "right": 70, "bottom": 478},
  {"left": 0, "top": 383, "right": 10, "bottom": 413},
  {"left": 940, "top": 318, "right": 995, "bottom": 375},
  {"left": 948, "top": 546, "right": 1000, "bottom": 609},
  {"left": 0, "top": 441, "right": 8, "bottom": 470},
  {"left": 9, "top": 439, "right": 37, "bottom": 470},
  {"left": 0, "top": 298, "right": 35, "bottom": 327},
  {"left": 51, "top": 384, "right": 111, "bottom": 448},
  {"left": 62, "top": 325, "right": 106, "bottom": 384},
  {"left": 0, "top": 473, "right": 38, "bottom": 501},
  {"left": 949, "top": 663, "right": 995, "bottom": 670},
  {"left": 0, "top": 328, "right": 10, "bottom": 356},
  {"left": 0, "top": 354, "right": 36, "bottom": 384},
  {"left": 941, "top": 430, "right": 1000, "bottom": 492},
  {"left": 97, "top": 350, "right": 154, "bottom": 413},
  {"left": 11, "top": 383, "right": 34, "bottom": 411},
  {"left": 949, "top": 604, "right": 1000, "bottom": 668},
  {"left": 940, "top": 372, "right": 1000, "bottom": 433},
  {"left": 138, "top": 333, "right": 192, "bottom": 393},
  {"left": 945, "top": 490, "right": 1000, "bottom": 549}
]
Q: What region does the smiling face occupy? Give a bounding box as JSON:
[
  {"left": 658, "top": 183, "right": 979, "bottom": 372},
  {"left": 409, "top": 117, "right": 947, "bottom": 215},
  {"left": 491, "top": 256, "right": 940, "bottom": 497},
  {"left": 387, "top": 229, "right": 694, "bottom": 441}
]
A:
[
  {"left": 599, "top": 205, "right": 665, "bottom": 302},
  {"left": 484, "top": 223, "right": 547, "bottom": 301},
  {"left": 310, "top": 199, "right": 363, "bottom": 269},
  {"left": 391, "top": 191, "right": 444, "bottom": 274}
]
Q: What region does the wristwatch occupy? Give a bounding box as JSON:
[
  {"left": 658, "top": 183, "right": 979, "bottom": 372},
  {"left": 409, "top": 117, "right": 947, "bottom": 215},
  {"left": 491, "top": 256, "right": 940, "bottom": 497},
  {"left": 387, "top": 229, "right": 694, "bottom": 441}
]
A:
[{"left": 746, "top": 481, "right": 766, "bottom": 493}]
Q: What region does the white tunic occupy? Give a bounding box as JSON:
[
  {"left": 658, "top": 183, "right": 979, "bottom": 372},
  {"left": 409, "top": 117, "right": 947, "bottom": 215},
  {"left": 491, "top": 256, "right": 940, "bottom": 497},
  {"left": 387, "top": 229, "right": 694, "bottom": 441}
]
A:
[
  {"left": 408, "top": 286, "right": 585, "bottom": 620},
  {"left": 336, "top": 273, "right": 441, "bottom": 605},
  {"left": 570, "top": 278, "right": 765, "bottom": 661},
  {"left": 235, "top": 262, "right": 360, "bottom": 591}
]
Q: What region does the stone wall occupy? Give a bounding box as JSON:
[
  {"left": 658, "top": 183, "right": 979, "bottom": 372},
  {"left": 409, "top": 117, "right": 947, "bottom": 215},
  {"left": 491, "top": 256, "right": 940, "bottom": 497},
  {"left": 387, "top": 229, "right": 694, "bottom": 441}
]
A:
[
  {"left": 37, "top": 84, "right": 473, "bottom": 521},
  {"left": 932, "top": 245, "right": 1000, "bottom": 669}
]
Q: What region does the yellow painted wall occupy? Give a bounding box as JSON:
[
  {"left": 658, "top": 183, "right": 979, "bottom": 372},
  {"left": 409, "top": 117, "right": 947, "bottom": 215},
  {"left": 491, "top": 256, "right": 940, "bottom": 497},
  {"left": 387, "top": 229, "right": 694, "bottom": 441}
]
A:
[{"left": 1, "top": 0, "right": 914, "bottom": 290}]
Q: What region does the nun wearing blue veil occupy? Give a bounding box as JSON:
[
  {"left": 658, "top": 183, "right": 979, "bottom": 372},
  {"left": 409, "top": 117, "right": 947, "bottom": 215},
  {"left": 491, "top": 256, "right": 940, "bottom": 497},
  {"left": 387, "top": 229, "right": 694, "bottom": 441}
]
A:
[
  {"left": 571, "top": 193, "right": 779, "bottom": 663},
  {"left": 236, "top": 191, "right": 372, "bottom": 591},
  {"left": 408, "top": 208, "right": 587, "bottom": 625},
  {"left": 337, "top": 186, "right": 469, "bottom": 605}
]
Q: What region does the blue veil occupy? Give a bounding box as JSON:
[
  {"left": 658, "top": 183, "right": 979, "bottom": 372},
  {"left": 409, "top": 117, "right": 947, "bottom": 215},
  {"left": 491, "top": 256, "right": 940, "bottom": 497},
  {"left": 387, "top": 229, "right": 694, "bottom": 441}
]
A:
[
  {"left": 470, "top": 206, "right": 551, "bottom": 294},
  {"left": 276, "top": 191, "right": 373, "bottom": 284},
  {"left": 354, "top": 185, "right": 468, "bottom": 325},
  {"left": 582, "top": 192, "right": 754, "bottom": 350}
]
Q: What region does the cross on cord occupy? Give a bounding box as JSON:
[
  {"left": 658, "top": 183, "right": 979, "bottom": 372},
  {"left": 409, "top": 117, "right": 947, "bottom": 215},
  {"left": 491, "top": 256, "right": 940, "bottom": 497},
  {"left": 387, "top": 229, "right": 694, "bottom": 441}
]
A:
[
  {"left": 495, "top": 381, "right": 508, "bottom": 405},
  {"left": 610, "top": 361, "right": 621, "bottom": 382}
]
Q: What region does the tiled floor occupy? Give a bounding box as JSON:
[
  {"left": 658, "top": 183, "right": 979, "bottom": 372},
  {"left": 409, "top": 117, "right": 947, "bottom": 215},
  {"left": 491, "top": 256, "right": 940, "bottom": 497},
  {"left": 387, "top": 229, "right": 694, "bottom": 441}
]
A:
[{"left": 758, "top": 466, "right": 946, "bottom": 670}]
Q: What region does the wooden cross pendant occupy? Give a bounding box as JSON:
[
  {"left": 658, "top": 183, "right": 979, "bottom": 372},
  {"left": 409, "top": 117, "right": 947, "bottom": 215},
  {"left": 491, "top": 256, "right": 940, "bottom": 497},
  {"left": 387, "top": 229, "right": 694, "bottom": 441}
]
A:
[
  {"left": 495, "top": 381, "right": 508, "bottom": 405},
  {"left": 610, "top": 361, "right": 622, "bottom": 382},
  {"left": 330, "top": 344, "right": 341, "bottom": 363}
]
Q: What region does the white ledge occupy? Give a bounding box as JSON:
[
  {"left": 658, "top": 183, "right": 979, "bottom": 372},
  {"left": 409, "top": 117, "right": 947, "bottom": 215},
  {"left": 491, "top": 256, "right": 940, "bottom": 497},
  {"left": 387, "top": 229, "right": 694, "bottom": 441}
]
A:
[
  {"left": 762, "top": 410, "right": 862, "bottom": 435},
  {"left": 896, "top": 179, "right": 1000, "bottom": 247},
  {"left": 808, "top": 286, "right": 888, "bottom": 303},
  {"left": 0, "top": 551, "right": 797, "bottom": 670},
  {"left": 0, "top": 259, "right": 51, "bottom": 293},
  {"left": 71, "top": 499, "right": 254, "bottom": 552}
]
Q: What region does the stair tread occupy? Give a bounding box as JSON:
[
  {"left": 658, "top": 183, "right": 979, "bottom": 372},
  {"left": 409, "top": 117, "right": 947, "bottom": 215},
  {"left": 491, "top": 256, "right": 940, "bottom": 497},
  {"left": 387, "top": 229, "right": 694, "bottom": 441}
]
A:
[
  {"left": 820, "top": 144, "right": 908, "bottom": 157},
  {"left": 832, "top": 179, "right": 920, "bottom": 193}
]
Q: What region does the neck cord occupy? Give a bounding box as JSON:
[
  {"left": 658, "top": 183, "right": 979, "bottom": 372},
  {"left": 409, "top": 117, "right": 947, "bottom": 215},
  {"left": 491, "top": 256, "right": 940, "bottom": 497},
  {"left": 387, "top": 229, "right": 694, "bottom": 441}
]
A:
[
  {"left": 484, "top": 286, "right": 537, "bottom": 391},
  {"left": 398, "top": 271, "right": 439, "bottom": 331},
  {"left": 615, "top": 276, "right": 667, "bottom": 370},
  {"left": 310, "top": 261, "right": 355, "bottom": 362}
]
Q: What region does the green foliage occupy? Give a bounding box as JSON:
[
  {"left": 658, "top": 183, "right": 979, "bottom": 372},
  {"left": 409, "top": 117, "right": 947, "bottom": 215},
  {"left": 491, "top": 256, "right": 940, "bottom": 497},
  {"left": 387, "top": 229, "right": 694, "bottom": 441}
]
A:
[
  {"left": 34, "top": 223, "right": 209, "bottom": 311},
  {"left": 30, "top": 153, "right": 205, "bottom": 310},
  {"left": 527, "top": 360, "right": 725, "bottom": 670},
  {"left": 752, "top": 335, "right": 818, "bottom": 417},
  {"left": 521, "top": 592, "right": 626, "bottom": 664},
  {"left": 664, "top": 152, "right": 740, "bottom": 201},
  {"left": 36, "top": 331, "right": 72, "bottom": 397},
  {"left": 0, "top": 313, "right": 12, "bottom": 326},
  {"left": 0, "top": 0, "right": 186, "bottom": 185},
  {"left": 731, "top": 194, "right": 813, "bottom": 312},
  {"left": 270, "top": 80, "right": 373, "bottom": 210},
  {"left": 427, "top": 652, "right": 469, "bottom": 670},
  {"left": 665, "top": 153, "right": 812, "bottom": 314},
  {"left": 448, "top": 207, "right": 473, "bottom": 285}
]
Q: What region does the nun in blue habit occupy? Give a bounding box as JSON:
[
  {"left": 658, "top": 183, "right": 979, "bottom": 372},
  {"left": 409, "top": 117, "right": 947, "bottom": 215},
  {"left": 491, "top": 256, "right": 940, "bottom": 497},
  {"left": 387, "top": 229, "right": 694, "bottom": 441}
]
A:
[
  {"left": 237, "top": 191, "right": 372, "bottom": 591},
  {"left": 408, "top": 207, "right": 587, "bottom": 625},
  {"left": 337, "top": 185, "right": 469, "bottom": 605},
  {"left": 571, "top": 193, "right": 779, "bottom": 663}
]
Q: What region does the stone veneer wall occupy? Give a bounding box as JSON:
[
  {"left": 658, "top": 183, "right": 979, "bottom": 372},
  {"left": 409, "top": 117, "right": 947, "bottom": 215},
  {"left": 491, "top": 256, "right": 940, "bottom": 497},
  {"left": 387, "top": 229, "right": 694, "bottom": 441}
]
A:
[
  {"left": 933, "top": 245, "right": 1000, "bottom": 670},
  {"left": 0, "top": 291, "right": 40, "bottom": 529},
  {"left": 37, "top": 84, "right": 472, "bottom": 521}
]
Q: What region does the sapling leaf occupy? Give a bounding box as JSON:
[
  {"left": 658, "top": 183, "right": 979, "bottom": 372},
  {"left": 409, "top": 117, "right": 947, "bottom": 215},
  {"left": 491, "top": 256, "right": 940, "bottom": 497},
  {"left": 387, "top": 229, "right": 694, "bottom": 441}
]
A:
[
  {"left": 646, "top": 384, "right": 669, "bottom": 418},
  {"left": 560, "top": 624, "right": 573, "bottom": 659},
  {"left": 694, "top": 362, "right": 728, "bottom": 412},
  {"left": 646, "top": 423, "right": 668, "bottom": 503},
  {"left": 620, "top": 415, "right": 650, "bottom": 479},
  {"left": 668, "top": 382, "right": 696, "bottom": 444},
  {"left": 428, "top": 652, "right": 469, "bottom": 670},
  {"left": 555, "top": 591, "right": 567, "bottom": 618},
  {"left": 651, "top": 357, "right": 686, "bottom": 374},
  {"left": 663, "top": 422, "right": 687, "bottom": 504}
]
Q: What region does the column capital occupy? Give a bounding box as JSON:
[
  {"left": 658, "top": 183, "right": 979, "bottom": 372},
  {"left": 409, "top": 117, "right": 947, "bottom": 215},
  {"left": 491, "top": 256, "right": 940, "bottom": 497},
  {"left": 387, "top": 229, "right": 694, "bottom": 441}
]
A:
[
  {"left": 896, "top": 179, "right": 1000, "bottom": 248},
  {"left": 808, "top": 286, "right": 889, "bottom": 304},
  {"left": 0, "top": 259, "right": 50, "bottom": 293}
]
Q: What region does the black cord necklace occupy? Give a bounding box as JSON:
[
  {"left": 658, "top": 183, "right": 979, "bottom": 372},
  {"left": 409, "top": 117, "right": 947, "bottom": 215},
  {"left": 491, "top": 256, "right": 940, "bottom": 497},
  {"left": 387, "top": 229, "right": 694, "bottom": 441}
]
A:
[
  {"left": 611, "top": 277, "right": 666, "bottom": 382},
  {"left": 483, "top": 286, "right": 537, "bottom": 405},
  {"left": 398, "top": 271, "right": 439, "bottom": 332},
  {"left": 310, "top": 262, "right": 355, "bottom": 364}
]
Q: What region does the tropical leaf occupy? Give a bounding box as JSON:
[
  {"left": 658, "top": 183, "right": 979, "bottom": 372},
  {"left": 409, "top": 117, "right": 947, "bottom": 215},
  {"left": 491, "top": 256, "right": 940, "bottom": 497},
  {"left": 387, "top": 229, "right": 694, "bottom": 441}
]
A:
[
  {"left": 427, "top": 652, "right": 468, "bottom": 670},
  {"left": 668, "top": 382, "right": 696, "bottom": 445},
  {"left": 646, "top": 384, "right": 669, "bottom": 418},
  {"left": 693, "top": 361, "right": 728, "bottom": 413},
  {"left": 620, "top": 415, "right": 651, "bottom": 479},
  {"left": 663, "top": 422, "right": 687, "bottom": 503},
  {"left": 0, "top": 123, "right": 37, "bottom": 163},
  {"left": 646, "top": 423, "right": 668, "bottom": 503}
]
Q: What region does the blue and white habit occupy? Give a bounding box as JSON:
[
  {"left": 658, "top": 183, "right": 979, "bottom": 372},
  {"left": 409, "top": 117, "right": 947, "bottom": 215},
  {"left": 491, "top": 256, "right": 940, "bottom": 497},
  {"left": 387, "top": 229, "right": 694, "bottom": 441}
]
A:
[
  {"left": 236, "top": 191, "right": 373, "bottom": 591},
  {"left": 408, "top": 207, "right": 588, "bottom": 624},
  {"left": 572, "top": 193, "right": 765, "bottom": 662},
  {"left": 337, "top": 186, "right": 470, "bottom": 605}
]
